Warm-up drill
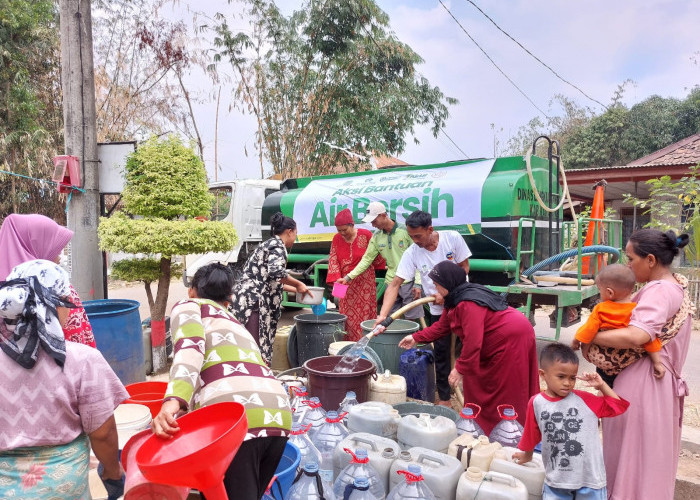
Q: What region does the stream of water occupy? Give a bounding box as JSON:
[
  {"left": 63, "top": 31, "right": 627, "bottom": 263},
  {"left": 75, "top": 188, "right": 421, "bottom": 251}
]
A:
[{"left": 332, "top": 327, "right": 379, "bottom": 373}]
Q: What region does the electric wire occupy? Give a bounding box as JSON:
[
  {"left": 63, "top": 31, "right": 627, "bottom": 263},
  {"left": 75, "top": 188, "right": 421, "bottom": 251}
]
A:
[
  {"left": 463, "top": 0, "right": 608, "bottom": 110},
  {"left": 437, "top": 0, "right": 550, "bottom": 119}
]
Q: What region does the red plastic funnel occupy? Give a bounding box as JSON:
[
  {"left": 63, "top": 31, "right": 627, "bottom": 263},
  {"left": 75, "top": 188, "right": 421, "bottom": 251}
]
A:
[
  {"left": 135, "top": 402, "right": 248, "bottom": 500},
  {"left": 125, "top": 381, "right": 168, "bottom": 418}
]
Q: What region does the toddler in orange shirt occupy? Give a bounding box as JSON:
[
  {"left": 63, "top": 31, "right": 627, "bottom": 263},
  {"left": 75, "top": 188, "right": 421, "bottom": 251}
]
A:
[{"left": 572, "top": 264, "right": 665, "bottom": 379}]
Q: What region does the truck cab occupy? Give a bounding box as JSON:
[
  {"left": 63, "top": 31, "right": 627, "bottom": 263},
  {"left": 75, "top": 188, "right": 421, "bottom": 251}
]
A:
[{"left": 183, "top": 179, "right": 281, "bottom": 285}]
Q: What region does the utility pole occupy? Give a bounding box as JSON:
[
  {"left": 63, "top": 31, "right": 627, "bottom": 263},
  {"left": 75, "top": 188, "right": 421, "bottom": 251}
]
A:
[{"left": 59, "top": 0, "right": 104, "bottom": 300}]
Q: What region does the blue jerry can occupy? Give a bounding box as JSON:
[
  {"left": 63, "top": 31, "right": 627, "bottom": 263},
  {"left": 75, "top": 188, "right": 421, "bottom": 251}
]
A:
[{"left": 399, "top": 349, "right": 435, "bottom": 402}]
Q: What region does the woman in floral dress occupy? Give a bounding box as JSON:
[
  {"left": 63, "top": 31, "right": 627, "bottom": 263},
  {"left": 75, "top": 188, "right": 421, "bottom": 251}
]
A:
[
  {"left": 327, "top": 209, "right": 385, "bottom": 341},
  {"left": 231, "top": 212, "right": 309, "bottom": 365}
]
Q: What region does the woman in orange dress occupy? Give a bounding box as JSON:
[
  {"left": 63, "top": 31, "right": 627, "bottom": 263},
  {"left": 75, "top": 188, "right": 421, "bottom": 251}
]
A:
[{"left": 327, "top": 209, "right": 386, "bottom": 341}]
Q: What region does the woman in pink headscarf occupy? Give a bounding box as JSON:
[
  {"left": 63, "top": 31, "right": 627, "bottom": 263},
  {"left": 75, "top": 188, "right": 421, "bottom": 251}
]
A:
[
  {"left": 0, "top": 214, "right": 96, "bottom": 347},
  {"left": 327, "top": 209, "right": 385, "bottom": 341}
]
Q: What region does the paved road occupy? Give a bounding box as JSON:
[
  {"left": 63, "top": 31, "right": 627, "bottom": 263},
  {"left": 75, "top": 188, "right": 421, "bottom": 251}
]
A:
[{"left": 107, "top": 279, "right": 700, "bottom": 405}]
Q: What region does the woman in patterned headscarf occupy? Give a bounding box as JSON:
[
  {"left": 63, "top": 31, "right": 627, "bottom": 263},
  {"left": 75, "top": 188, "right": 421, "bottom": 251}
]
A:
[
  {"left": 0, "top": 214, "right": 96, "bottom": 347},
  {"left": 0, "top": 259, "right": 127, "bottom": 499},
  {"left": 231, "top": 212, "right": 310, "bottom": 365},
  {"left": 327, "top": 208, "right": 385, "bottom": 341}
]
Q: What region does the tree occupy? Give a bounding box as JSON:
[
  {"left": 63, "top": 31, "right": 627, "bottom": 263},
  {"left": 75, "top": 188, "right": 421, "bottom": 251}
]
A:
[
  {"left": 624, "top": 165, "right": 700, "bottom": 270},
  {"left": 92, "top": 0, "right": 208, "bottom": 157},
  {"left": 621, "top": 95, "right": 682, "bottom": 161},
  {"left": 0, "top": 0, "right": 65, "bottom": 221},
  {"left": 212, "top": 0, "right": 456, "bottom": 178},
  {"left": 98, "top": 136, "right": 237, "bottom": 372}
]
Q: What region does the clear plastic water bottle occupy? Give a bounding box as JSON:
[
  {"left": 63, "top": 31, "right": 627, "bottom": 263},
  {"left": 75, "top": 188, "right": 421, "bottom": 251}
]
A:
[
  {"left": 290, "top": 385, "right": 310, "bottom": 423},
  {"left": 333, "top": 449, "right": 386, "bottom": 499},
  {"left": 312, "top": 411, "right": 350, "bottom": 485},
  {"left": 456, "top": 403, "right": 486, "bottom": 439},
  {"left": 289, "top": 422, "right": 322, "bottom": 470},
  {"left": 338, "top": 391, "right": 359, "bottom": 425},
  {"left": 386, "top": 465, "right": 436, "bottom": 500},
  {"left": 489, "top": 404, "right": 524, "bottom": 447},
  {"left": 342, "top": 476, "right": 383, "bottom": 499},
  {"left": 288, "top": 462, "right": 336, "bottom": 500},
  {"left": 300, "top": 397, "right": 327, "bottom": 439}
]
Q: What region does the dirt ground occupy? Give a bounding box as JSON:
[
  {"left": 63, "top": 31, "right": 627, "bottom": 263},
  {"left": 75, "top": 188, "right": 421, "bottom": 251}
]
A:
[{"left": 108, "top": 278, "right": 700, "bottom": 492}]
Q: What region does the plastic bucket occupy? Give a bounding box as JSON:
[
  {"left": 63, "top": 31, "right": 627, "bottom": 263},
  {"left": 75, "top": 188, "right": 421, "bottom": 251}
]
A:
[
  {"left": 332, "top": 282, "right": 349, "bottom": 298},
  {"left": 125, "top": 381, "right": 168, "bottom": 418},
  {"left": 115, "top": 403, "right": 152, "bottom": 449},
  {"left": 265, "top": 442, "right": 302, "bottom": 499},
  {"left": 294, "top": 313, "right": 347, "bottom": 366},
  {"left": 361, "top": 319, "right": 419, "bottom": 374},
  {"left": 304, "top": 355, "right": 376, "bottom": 410},
  {"left": 83, "top": 299, "right": 145, "bottom": 385}
]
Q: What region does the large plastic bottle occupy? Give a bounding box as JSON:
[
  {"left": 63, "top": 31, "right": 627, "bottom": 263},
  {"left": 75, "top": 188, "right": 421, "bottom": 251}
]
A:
[
  {"left": 313, "top": 411, "right": 350, "bottom": 484},
  {"left": 290, "top": 385, "right": 310, "bottom": 422},
  {"left": 333, "top": 433, "right": 401, "bottom": 495},
  {"left": 300, "top": 397, "right": 327, "bottom": 439},
  {"left": 386, "top": 465, "right": 436, "bottom": 500},
  {"left": 338, "top": 391, "right": 359, "bottom": 425},
  {"left": 333, "top": 449, "right": 386, "bottom": 500},
  {"left": 288, "top": 462, "right": 336, "bottom": 500},
  {"left": 343, "top": 476, "right": 383, "bottom": 499},
  {"left": 289, "top": 422, "right": 323, "bottom": 470},
  {"left": 489, "top": 405, "right": 524, "bottom": 448},
  {"left": 456, "top": 403, "right": 485, "bottom": 439}
]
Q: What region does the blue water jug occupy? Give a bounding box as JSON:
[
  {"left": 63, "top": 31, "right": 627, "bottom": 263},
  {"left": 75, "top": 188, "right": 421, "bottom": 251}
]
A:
[{"left": 399, "top": 349, "right": 435, "bottom": 402}]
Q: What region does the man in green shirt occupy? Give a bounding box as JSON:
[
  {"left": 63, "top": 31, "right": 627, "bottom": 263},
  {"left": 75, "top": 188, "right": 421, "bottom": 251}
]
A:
[{"left": 337, "top": 201, "right": 424, "bottom": 321}]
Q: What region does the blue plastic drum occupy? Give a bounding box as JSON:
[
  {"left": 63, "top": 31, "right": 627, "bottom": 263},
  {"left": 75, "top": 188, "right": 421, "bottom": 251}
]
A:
[{"left": 83, "top": 299, "right": 145, "bottom": 385}]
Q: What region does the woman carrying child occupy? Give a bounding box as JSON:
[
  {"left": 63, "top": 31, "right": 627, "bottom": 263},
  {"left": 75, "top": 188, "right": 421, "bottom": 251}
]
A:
[{"left": 580, "top": 229, "right": 692, "bottom": 500}]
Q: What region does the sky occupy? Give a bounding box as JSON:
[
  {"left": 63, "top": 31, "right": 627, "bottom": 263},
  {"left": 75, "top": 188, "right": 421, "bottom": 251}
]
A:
[{"left": 159, "top": 0, "right": 700, "bottom": 181}]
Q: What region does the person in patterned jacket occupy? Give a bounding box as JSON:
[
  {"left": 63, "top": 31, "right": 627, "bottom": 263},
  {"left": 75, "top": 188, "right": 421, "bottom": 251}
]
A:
[
  {"left": 152, "top": 263, "right": 292, "bottom": 500},
  {"left": 231, "top": 212, "right": 310, "bottom": 364}
]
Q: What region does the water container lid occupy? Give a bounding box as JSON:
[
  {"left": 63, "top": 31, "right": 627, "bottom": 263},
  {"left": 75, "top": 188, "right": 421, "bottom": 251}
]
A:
[
  {"left": 503, "top": 408, "right": 515, "bottom": 417},
  {"left": 461, "top": 407, "right": 474, "bottom": 418},
  {"left": 382, "top": 447, "right": 396, "bottom": 459},
  {"left": 354, "top": 476, "right": 369, "bottom": 488},
  {"left": 407, "top": 465, "right": 421, "bottom": 475},
  {"left": 346, "top": 391, "right": 356, "bottom": 398},
  {"left": 355, "top": 449, "right": 368, "bottom": 459},
  {"left": 310, "top": 397, "right": 320, "bottom": 403},
  {"left": 304, "top": 462, "right": 319, "bottom": 473},
  {"left": 327, "top": 410, "right": 338, "bottom": 419}
]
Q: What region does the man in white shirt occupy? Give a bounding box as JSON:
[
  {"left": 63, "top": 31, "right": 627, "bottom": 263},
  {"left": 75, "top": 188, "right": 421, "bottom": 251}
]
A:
[{"left": 376, "top": 210, "right": 470, "bottom": 406}]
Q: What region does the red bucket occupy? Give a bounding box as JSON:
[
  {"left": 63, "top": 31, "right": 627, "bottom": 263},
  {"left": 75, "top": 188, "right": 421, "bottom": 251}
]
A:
[
  {"left": 125, "top": 381, "right": 168, "bottom": 418},
  {"left": 136, "top": 402, "right": 248, "bottom": 500}
]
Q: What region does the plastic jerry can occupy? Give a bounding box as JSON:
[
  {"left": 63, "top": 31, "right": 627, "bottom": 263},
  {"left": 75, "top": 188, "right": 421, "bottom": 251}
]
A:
[
  {"left": 387, "top": 465, "right": 436, "bottom": 500},
  {"left": 448, "top": 434, "right": 502, "bottom": 471},
  {"left": 489, "top": 405, "right": 524, "bottom": 447},
  {"left": 399, "top": 349, "right": 436, "bottom": 403},
  {"left": 388, "top": 447, "right": 462, "bottom": 500},
  {"left": 456, "top": 467, "right": 528, "bottom": 500},
  {"left": 455, "top": 403, "right": 485, "bottom": 439},
  {"left": 491, "top": 447, "right": 545, "bottom": 500},
  {"left": 397, "top": 414, "right": 457, "bottom": 453},
  {"left": 332, "top": 449, "right": 386, "bottom": 499},
  {"left": 370, "top": 370, "right": 407, "bottom": 405},
  {"left": 334, "top": 432, "right": 401, "bottom": 494},
  {"left": 348, "top": 401, "right": 402, "bottom": 440}
]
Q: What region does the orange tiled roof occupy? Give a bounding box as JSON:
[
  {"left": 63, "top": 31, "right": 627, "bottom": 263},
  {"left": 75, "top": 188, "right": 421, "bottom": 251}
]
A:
[{"left": 627, "top": 133, "right": 700, "bottom": 167}]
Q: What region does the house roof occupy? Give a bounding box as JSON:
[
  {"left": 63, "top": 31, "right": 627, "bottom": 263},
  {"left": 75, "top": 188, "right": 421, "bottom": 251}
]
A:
[{"left": 627, "top": 133, "right": 700, "bottom": 167}]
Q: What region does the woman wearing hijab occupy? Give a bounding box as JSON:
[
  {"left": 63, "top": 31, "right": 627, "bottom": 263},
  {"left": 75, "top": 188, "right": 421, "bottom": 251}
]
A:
[
  {"left": 0, "top": 214, "right": 96, "bottom": 347},
  {"left": 0, "top": 259, "right": 127, "bottom": 499},
  {"left": 398, "top": 261, "right": 539, "bottom": 434},
  {"left": 327, "top": 208, "right": 386, "bottom": 341}
]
